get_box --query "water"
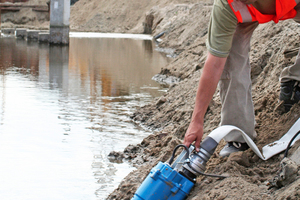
[0,34,169,200]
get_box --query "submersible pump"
[132,136,223,200]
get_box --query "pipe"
[207,125,265,160]
[207,117,300,160]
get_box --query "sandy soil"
[69,0,213,33]
[0,0,49,29]
[3,0,300,199]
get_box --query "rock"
[124,144,140,154]
[228,151,250,167]
[290,144,300,165]
[108,151,125,163]
[266,48,273,56]
[152,74,181,85]
[156,96,167,106]
[268,158,299,188]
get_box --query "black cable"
[187,162,228,179]
[284,130,300,158]
[168,144,189,165]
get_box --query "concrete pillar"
[39,32,50,43]
[1,28,15,35]
[16,28,27,39]
[49,0,70,45]
[27,30,40,40]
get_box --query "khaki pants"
[280,3,300,82]
[220,6,300,143]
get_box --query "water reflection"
[0,35,169,200]
[49,45,69,90]
[69,37,163,98]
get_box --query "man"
[183,0,300,157]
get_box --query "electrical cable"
[168,144,189,165]
[187,162,228,179]
[283,130,300,158]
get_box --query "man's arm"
[183,52,227,151]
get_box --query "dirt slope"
[72,0,300,199]
[106,18,300,199]
[92,1,300,199]
[70,0,212,33]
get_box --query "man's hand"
[183,122,203,152]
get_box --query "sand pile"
[0,0,49,29]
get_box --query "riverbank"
[71,0,300,199]
[93,1,300,199]
[106,19,300,199]
[3,0,300,199]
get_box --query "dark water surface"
[0,34,169,200]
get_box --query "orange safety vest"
[227,0,298,23]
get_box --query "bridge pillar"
[49,0,70,45]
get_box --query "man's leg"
[279,4,300,111]
[280,50,300,82]
[219,22,259,145]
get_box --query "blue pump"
[132,161,194,200]
[132,137,223,200]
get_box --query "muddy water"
[0,35,169,200]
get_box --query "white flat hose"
[208,118,300,160]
